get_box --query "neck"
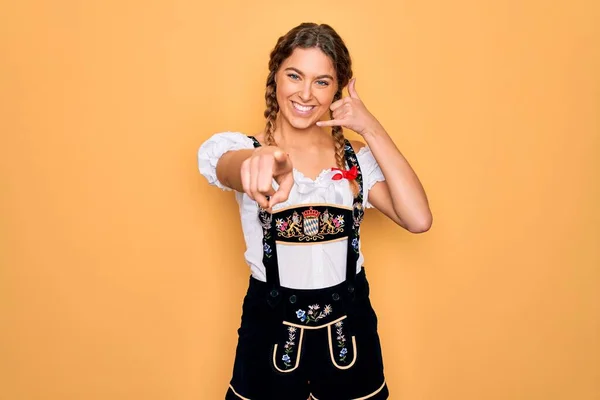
[273,115,329,149]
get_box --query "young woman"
[198,22,432,400]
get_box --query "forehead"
[280,47,336,78]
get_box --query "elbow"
[405,212,433,234]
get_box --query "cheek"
[316,91,335,109]
[276,80,295,96]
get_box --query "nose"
[298,81,312,102]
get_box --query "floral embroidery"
[263,243,272,257]
[277,208,345,241]
[258,208,273,258]
[335,321,348,362]
[275,218,288,231]
[332,215,344,227]
[351,238,359,252]
[282,326,297,368]
[259,208,272,230]
[296,304,332,324]
[296,309,306,322]
[352,202,364,227]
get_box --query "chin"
[279,111,315,130]
[289,118,315,130]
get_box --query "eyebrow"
[284,67,334,81]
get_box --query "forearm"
[216,149,255,192]
[362,123,432,229]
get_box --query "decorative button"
[289,295,297,304]
[347,285,355,294]
[332,293,340,301]
[270,289,279,298]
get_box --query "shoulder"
[206,131,252,140]
[198,131,257,158]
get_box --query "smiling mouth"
[292,101,316,113]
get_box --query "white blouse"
[197,131,385,289]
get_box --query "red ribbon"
[331,165,358,181]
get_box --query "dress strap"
[247,136,283,301]
[342,140,365,293]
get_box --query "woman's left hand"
[316,78,380,136]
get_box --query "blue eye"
[316,80,330,87]
[287,73,300,80]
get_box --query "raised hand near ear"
[317,78,380,136]
[240,146,294,213]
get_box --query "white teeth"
[293,102,314,112]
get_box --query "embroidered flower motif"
[258,209,272,230]
[258,208,273,245]
[351,238,359,251]
[332,215,344,228]
[275,218,288,231]
[282,326,297,368]
[297,304,332,324]
[263,243,272,258]
[336,321,348,362]
[352,202,364,227]
[296,309,307,322]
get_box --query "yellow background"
[1,0,599,399]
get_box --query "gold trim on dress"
[276,236,348,246]
[228,384,251,400]
[327,325,357,370]
[310,380,387,400]
[283,315,347,330]
[272,203,353,213]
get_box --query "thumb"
[348,78,359,99]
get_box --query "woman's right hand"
[240,146,294,212]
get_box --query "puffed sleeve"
[197,131,255,191]
[356,146,386,208]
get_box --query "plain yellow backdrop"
[1,0,599,399]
